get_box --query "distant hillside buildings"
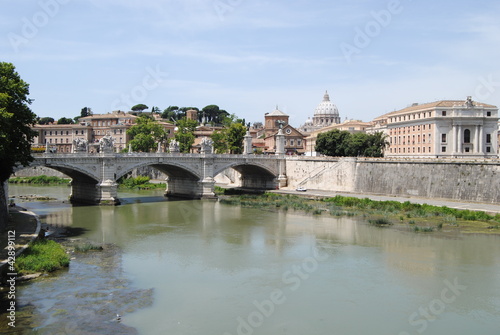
[31,93,499,159]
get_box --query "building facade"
[378,97,498,158]
[257,107,306,154]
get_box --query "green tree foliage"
[174,118,198,153]
[201,105,229,125]
[131,104,149,112]
[0,62,37,230]
[127,114,169,152]
[210,122,247,154]
[161,106,196,122]
[315,130,388,157]
[38,116,55,125]
[81,107,92,117]
[211,129,228,154]
[57,117,74,124]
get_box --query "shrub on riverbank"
[8,175,70,185]
[219,193,500,234]
[323,196,500,222]
[15,239,70,274]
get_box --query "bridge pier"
[97,179,120,205]
[69,179,120,205]
[199,178,216,199]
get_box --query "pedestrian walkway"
[275,189,500,214]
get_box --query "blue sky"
[2,0,500,127]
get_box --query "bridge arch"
[214,162,278,190]
[15,160,104,205]
[117,161,204,198]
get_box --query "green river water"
[2,185,500,335]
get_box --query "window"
[423,147,425,153]
[487,147,491,153]
[487,112,491,116]
[486,134,491,143]
[298,139,302,146]
[465,147,470,153]
[441,134,447,143]
[442,146,446,152]
[464,129,471,143]
[290,139,294,146]
[66,138,69,143]
[50,131,52,135]
[66,131,69,135]
[442,111,447,116]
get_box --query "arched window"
[464,129,471,143]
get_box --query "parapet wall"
[285,158,500,203]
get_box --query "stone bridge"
[17,153,287,205]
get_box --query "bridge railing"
[32,152,285,160]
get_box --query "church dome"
[314,91,339,116]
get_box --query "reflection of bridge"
[18,153,287,205]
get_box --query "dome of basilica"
[314,91,339,116]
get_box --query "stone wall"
[14,166,67,178]
[285,157,500,203]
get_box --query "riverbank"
[0,207,41,280]
[218,189,500,235]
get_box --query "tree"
[127,114,169,152]
[131,104,149,112]
[0,62,37,230]
[225,123,246,154]
[315,129,351,157]
[81,107,92,117]
[57,117,74,125]
[174,118,198,153]
[201,105,229,125]
[211,129,228,154]
[38,117,55,125]
[315,130,389,157]
[210,122,246,154]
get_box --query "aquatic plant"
[74,243,103,253]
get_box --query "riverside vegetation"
[216,188,500,234]
[8,175,70,185]
[15,239,70,274]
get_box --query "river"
[3,185,500,335]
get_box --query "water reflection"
[6,185,500,335]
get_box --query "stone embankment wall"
[13,166,67,178]
[285,157,500,203]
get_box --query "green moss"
[15,239,70,274]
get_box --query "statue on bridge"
[72,138,88,153]
[169,139,180,153]
[99,133,115,153]
[200,137,213,154]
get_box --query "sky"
[2,0,500,127]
